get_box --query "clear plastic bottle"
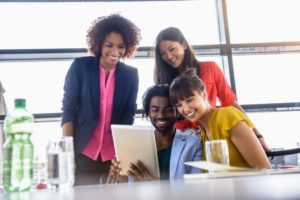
[2,98,34,192]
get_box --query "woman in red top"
[153,27,270,151]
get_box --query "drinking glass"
[205,140,230,172]
[47,136,75,189]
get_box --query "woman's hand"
[106,158,128,184]
[127,160,158,182]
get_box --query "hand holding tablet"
[111,124,160,178]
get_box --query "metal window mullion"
[215,0,237,94]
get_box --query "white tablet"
[111,124,160,178]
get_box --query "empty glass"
[205,140,230,172]
[47,136,75,189]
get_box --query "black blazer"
[61,56,139,156]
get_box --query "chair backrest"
[266,147,300,157]
[266,147,300,169]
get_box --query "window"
[0,0,219,112]
[227,0,300,43]
[233,53,300,104]
[0,1,218,49]
[1,0,300,148]
[0,60,70,113]
[248,111,300,148]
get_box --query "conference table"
[1,172,300,200]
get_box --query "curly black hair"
[86,13,141,57]
[142,84,170,119]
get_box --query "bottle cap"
[15,98,26,108]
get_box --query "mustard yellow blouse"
[201,106,255,168]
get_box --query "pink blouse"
[82,65,116,161]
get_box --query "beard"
[151,118,176,136]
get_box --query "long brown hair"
[154,27,199,85]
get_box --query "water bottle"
[2,98,34,192]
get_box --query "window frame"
[1,0,300,122]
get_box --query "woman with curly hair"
[61,14,141,185]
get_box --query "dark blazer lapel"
[112,62,126,121]
[90,56,100,116]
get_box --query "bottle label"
[10,123,33,134]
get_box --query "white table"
[1,172,300,200]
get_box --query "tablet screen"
[111,124,160,178]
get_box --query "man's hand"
[127,160,158,182]
[106,158,128,184]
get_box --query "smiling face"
[100,32,126,69]
[175,90,210,123]
[148,96,176,135]
[159,40,186,70]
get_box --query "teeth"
[170,59,176,64]
[157,120,167,124]
[109,55,119,61]
[186,110,195,118]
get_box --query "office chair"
[266,147,300,157]
[266,147,300,168]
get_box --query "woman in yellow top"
[169,69,271,169]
